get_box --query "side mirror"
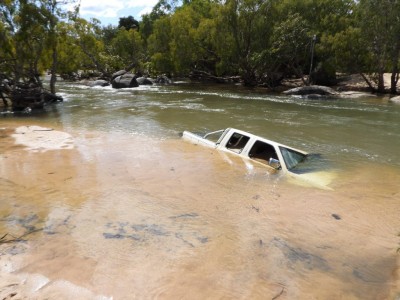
[269,158,281,170]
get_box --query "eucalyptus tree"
[268,13,312,84]
[101,16,144,73]
[388,2,400,94]
[109,27,144,72]
[0,0,16,76]
[272,0,356,84]
[55,21,86,78]
[141,0,180,39]
[0,0,47,85]
[118,16,140,31]
[168,0,217,75]
[38,0,79,93]
[0,0,78,93]
[356,0,400,93]
[100,23,146,73]
[147,16,174,74]
[215,0,275,86]
[144,0,221,77]
[141,0,186,73]
[71,17,109,75]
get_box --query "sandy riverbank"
[1,124,400,299]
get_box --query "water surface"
[0,81,399,299]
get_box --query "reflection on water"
[1,81,400,299]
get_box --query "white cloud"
[78,0,158,20]
[79,0,123,18]
[137,6,153,17]
[126,0,159,9]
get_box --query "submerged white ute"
[182,128,335,190]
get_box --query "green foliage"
[213,0,275,85]
[269,13,312,75]
[322,26,366,73]
[148,16,173,74]
[169,4,206,74]
[0,0,80,90]
[356,0,400,92]
[146,0,219,76]
[70,17,114,74]
[109,28,144,71]
[1,0,399,91]
[118,16,139,31]
[56,22,84,76]
[101,25,119,45]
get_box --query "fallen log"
[189,70,241,84]
[1,82,63,111]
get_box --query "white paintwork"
[182,128,335,190]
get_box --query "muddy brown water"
[0,82,399,299]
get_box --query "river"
[0,81,399,299]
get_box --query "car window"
[248,141,278,165]
[279,147,306,170]
[225,132,250,153]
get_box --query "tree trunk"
[290,63,307,86]
[50,45,57,94]
[241,68,257,86]
[0,91,9,107]
[377,72,385,93]
[80,42,108,76]
[390,70,399,94]
[360,73,377,92]
[390,41,400,94]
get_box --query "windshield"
[279,147,306,170]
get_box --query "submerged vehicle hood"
[288,170,337,190]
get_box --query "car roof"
[227,128,308,155]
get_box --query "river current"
[0,81,399,299]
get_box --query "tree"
[272,0,356,83]
[56,22,85,78]
[141,0,180,33]
[0,1,17,77]
[387,1,400,94]
[118,16,139,31]
[169,1,216,75]
[147,16,174,74]
[269,13,312,84]
[109,28,144,71]
[1,0,78,90]
[38,0,70,94]
[216,0,274,86]
[357,0,400,93]
[1,1,47,85]
[72,17,109,75]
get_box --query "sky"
[77,0,159,26]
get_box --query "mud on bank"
[0,123,400,299]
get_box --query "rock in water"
[283,85,338,96]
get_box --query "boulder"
[155,75,172,85]
[304,94,328,99]
[389,96,400,104]
[339,91,377,99]
[111,74,139,89]
[111,70,127,81]
[136,77,154,85]
[89,80,110,87]
[283,85,339,96]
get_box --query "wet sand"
[0,122,399,299]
